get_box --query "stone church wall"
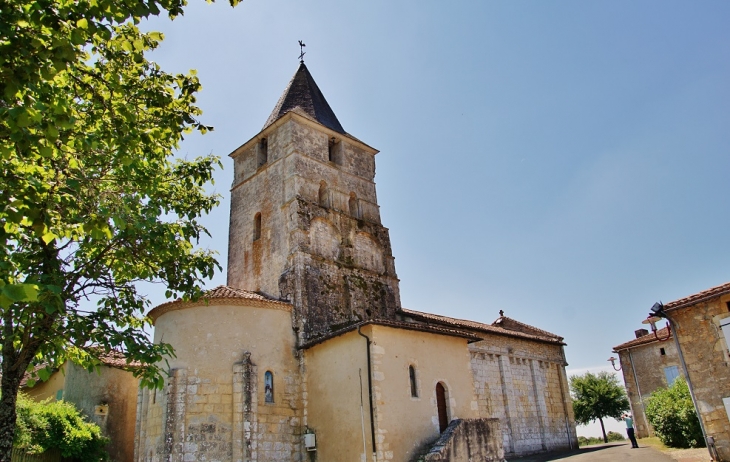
[468,336,576,456]
[367,325,480,462]
[304,325,482,462]
[135,301,303,462]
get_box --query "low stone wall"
[422,418,505,462]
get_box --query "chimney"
[634,328,649,338]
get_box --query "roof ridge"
[664,281,730,311]
[492,315,562,339]
[613,326,671,351]
[399,308,564,345]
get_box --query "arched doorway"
[436,382,449,432]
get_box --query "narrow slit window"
[319,181,329,208]
[328,138,336,162]
[660,348,666,356]
[349,192,359,219]
[264,371,274,403]
[328,137,341,164]
[257,138,268,167]
[409,365,418,398]
[253,213,262,241]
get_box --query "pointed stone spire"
[263,63,346,134]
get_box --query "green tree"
[15,393,108,461]
[0,0,237,460]
[645,377,704,448]
[570,371,630,443]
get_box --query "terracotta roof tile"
[492,316,563,340]
[202,285,278,302]
[300,319,482,350]
[613,327,672,351]
[664,281,730,311]
[399,309,565,345]
[148,285,290,321]
[19,351,141,388]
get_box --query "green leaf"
[41,232,57,244]
[2,284,40,302]
[39,146,53,157]
[37,367,51,382]
[77,18,89,29]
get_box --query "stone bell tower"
[227,63,401,341]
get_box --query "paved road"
[507,442,677,462]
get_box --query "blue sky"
[141,1,729,421]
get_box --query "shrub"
[14,393,109,462]
[645,377,704,448]
[577,431,624,447]
[606,431,625,442]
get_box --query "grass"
[637,437,668,450]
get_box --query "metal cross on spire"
[298,40,306,63]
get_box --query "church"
[135,62,578,462]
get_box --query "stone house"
[612,326,680,438]
[135,62,578,462]
[21,356,139,462]
[614,283,730,461]
[643,282,730,461]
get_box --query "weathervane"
[298,40,306,63]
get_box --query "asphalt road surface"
[507,442,678,462]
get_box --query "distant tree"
[570,371,630,443]
[645,377,704,448]
[0,0,238,460]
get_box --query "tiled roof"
[263,63,346,134]
[19,351,141,388]
[148,285,290,321]
[202,285,278,302]
[399,309,565,345]
[492,315,563,340]
[664,281,730,312]
[613,327,671,351]
[300,319,482,350]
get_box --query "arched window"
[253,213,261,241]
[257,138,268,167]
[409,365,418,398]
[318,181,329,208]
[264,371,274,403]
[348,192,359,219]
[436,382,449,432]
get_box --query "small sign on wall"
[94,404,109,416]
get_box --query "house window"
[664,366,680,386]
[409,365,418,398]
[253,213,262,241]
[264,371,274,403]
[257,138,268,167]
[660,348,666,356]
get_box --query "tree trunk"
[598,417,607,443]
[0,356,23,462]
